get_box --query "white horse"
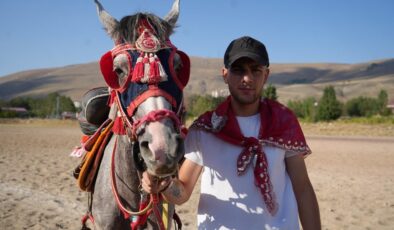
[82,1,190,229]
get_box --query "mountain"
[0,57,393,104]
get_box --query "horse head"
[94,0,189,178]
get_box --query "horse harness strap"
[110,136,171,230]
[133,109,181,136]
[80,193,95,230]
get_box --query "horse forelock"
[119,13,174,44]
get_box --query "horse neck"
[112,135,147,218]
[114,135,141,195]
[91,134,141,229]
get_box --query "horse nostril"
[140,141,149,151]
[139,140,158,162]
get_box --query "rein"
[110,136,168,230]
[111,91,181,230]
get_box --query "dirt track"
[1,120,393,229]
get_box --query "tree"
[316,86,342,121]
[287,97,317,121]
[345,96,378,117]
[377,90,392,116]
[186,95,225,118]
[345,97,363,117]
[262,84,278,101]
[0,93,76,118]
[0,109,17,118]
[287,100,304,118]
[8,97,32,110]
[345,90,392,117]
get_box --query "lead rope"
[112,91,181,230]
[110,136,153,217]
[110,136,169,230]
[80,193,95,230]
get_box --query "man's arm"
[141,158,203,205]
[286,155,321,230]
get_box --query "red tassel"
[149,54,161,84]
[132,52,167,84]
[142,53,150,82]
[132,53,144,82]
[157,61,167,81]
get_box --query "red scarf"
[191,96,311,215]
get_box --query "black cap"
[224,36,269,68]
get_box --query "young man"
[142,36,321,229]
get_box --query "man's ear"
[222,67,228,84]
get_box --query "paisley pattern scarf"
[191,96,311,215]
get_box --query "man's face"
[223,57,269,105]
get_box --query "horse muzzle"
[138,129,184,177]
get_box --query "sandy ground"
[1,120,394,229]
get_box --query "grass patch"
[336,116,394,125]
[300,120,394,137]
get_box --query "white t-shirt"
[185,114,301,230]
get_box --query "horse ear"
[175,50,190,89]
[100,51,121,89]
[94,0,121,42]
[164,0,180,27]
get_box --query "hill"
[0,57,393,104]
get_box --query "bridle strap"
[132,109,180,136]
[115,90,182,140]
[111,43,135,56]
[115,91,135,139]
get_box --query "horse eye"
[115,68,123,75]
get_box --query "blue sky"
[0,0,393,77]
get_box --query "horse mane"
[119,13,176,44]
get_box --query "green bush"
[287,97,317,121]
[377,90,392,116]
[0,93,76,118]
[0,110,18,118]
[262,84,278,101]
[345,90,392,117]
[345,97,378,117]
[186,95,225,118]
[316,86,342,121]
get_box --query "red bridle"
[132,109,181,136]
[114,91,183,141]
[110,92,183,230]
